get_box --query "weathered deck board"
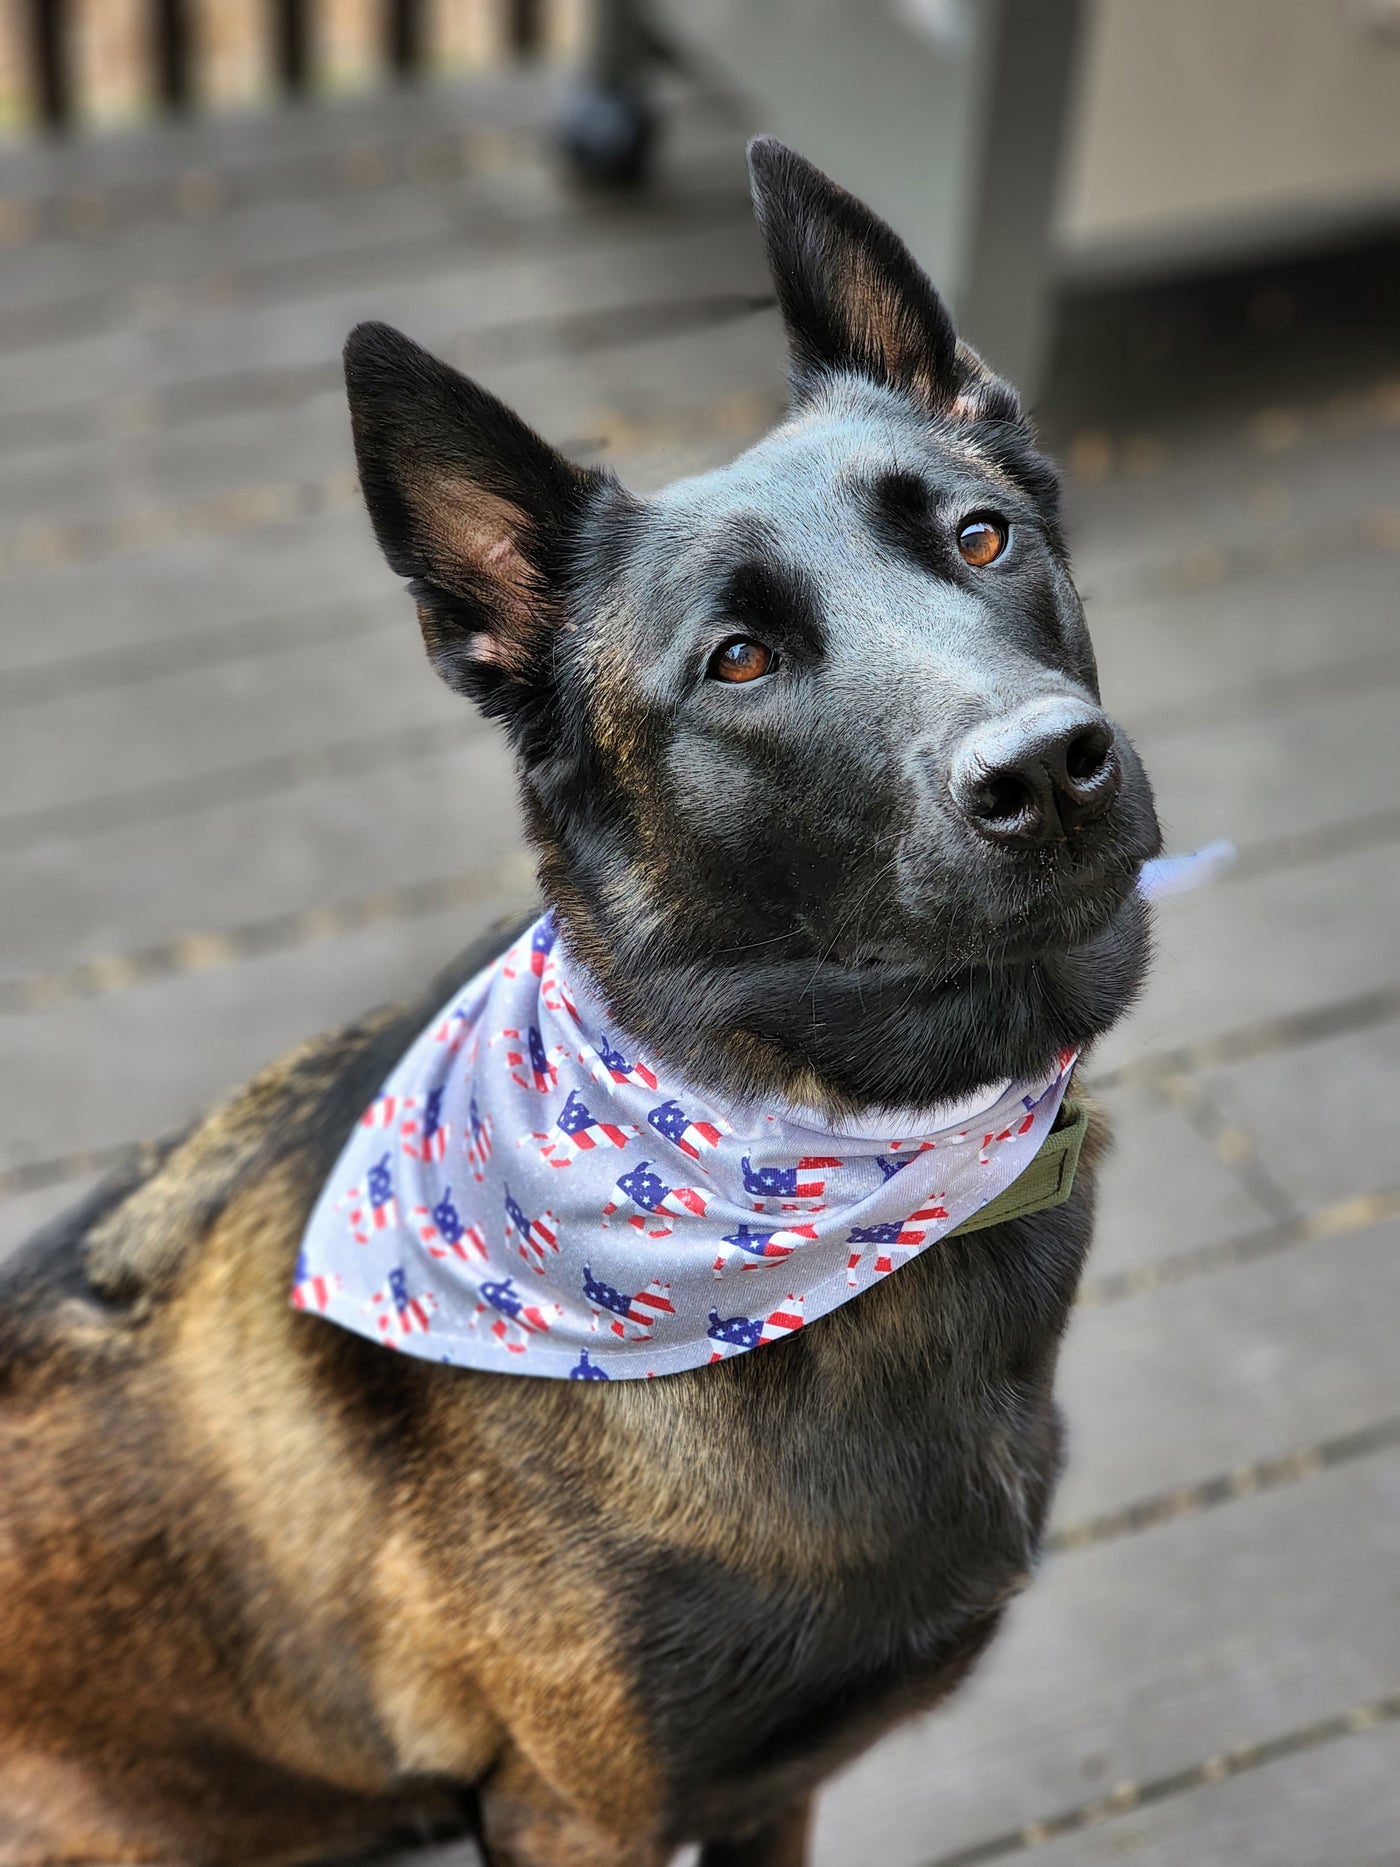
[814,1452,1400,1865]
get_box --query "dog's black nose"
[950,697,1121,847]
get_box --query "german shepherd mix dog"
[0,142,1158,1865]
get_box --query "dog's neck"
[543,870,1148,1121]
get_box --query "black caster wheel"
[554,80,656,189]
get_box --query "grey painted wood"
[0,736,521,979]
[1086,1080,1275,1278]
[0,628,468,827]
[1095,844,1400,1076]
[813,1453,1400,1864]
[970,1721,1400,1867]
[0,1176,104,1267]
[1128,681,1400,854]
[1054,1216,1400,1523]
[1202,1023,1400,1213]
[0,894,536,1175]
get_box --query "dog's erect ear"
[748,137,991,415]
[344,320,605,728]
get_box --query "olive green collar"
[948,1097,1088,1237]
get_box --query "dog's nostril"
[1064,726,1112,786]
[977,773,1032,821]
[949,699,1121,849]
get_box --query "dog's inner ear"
[748,137,969,414]
[344,320,603,706]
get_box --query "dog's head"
[345,139,1159,1115]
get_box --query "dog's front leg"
[698,1800,812,1867]
[478,1750,668,1867]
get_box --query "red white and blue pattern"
[293,912,1075,1379]
[369,1266,436,1344]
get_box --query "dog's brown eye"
[709,639,775,684]
[957,515,1009,568]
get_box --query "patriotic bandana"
[293,912,1080,1380]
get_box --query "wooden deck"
[2,75,1399,1866]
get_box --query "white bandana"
[293,913,1077,1380]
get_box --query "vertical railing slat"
[28,0,70,130]
[152,0,192,111]
[386,0,424,77]
[274,0,311,93]
[508,0,544,58]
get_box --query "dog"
[0,139,1159,1866]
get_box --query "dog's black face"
[346,140,1159,1114]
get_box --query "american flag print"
[845,1198,951,1280]
[740,1154,841,1209]
[504,1184,559,1273]
[433,1008,474,1057]
[538,1087,633,1164]
[582,1264,677,1340]
[414,1186,488,1265]
[290,1249,340,1313]
[705,1294,804,1359]
[360,1092,412,1130]
[706,1305,764,1356]
[291,911,1076,1380]
[974,1103,1039,1164]
[401,1084,450,1163]
[504,916,558,981]
[759,1293,805,1344]
[472,1274,562,1353]
[496,1024,563,1094]
[466,1094,494,1182]
[715,1221,820,1267]
[595,1035,659,1092]
[646,1098,724,1161]
[369,1266,436,1343]
[602,1161,709,1234]
[342,1152,400,1244]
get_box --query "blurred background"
[1,2,1398,1861]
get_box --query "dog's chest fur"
[607,1231,1078,1829]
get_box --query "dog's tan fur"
[0,942,1105,1863]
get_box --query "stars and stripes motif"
[602,1161,709,1235]
[537,1087,634,1165]
[413,1187,488,1265]
[582,1263,677,1340]
[342,1152,399,1245]
[360,1093,411,1130]
[705,1294,805,1360]
[466,1094,494,1182]
[646,1098,724,1161]
[740,1154,841,1208]
[293,911,1076,1379]
[504,916,558,981]
[369,1266,435,1343]
[595,1035,659,1092]
[504,1183,559,1273]
[714,1221,820,1272]
[290,1249,340,1313]
[401,1084,450,1163]
[472,1274,563,1354]
[845,1199,951,1281]
[433,1008,474,1057]
[496,1024,563,1094]
[975,1107,1038,1165]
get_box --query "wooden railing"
[21,0,550,132]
